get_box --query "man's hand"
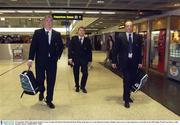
[138,64,142,69]
[88,62,92,66]
[112,64,117,69]
[68,59,74,66]
[27,60,33,69]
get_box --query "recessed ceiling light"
[68,11,83,14]
[174,3,180,7]
[0,10,16,13]
[34,10,50,13]
[86,28,98,31]
[17,10,33,13]
[139,12,143,15]
[85,11,100,14]
[97,0,104,4]
[51,10,67,13]
[101,11,116,14]
[1,18,5,21]
[11,0,17,1]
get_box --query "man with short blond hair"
[27,15,64,109]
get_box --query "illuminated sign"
[52,14,83,20]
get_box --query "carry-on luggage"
[131,69,148,92]
[19,69,38,98]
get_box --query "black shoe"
[129,98,133,103]
[75,87,79,92]
[39,93,44,101]
[124,102,130,108]
[81,88,87,93]
[45,101,55,109]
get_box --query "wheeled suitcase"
[131,69,148,92]
[19,70,38,98]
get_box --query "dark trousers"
[122,59,137,102]
[36,58,57,102]
[73,61,88,89]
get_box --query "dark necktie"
[79,38,82,45]
[46,31,50,45]
[45,31,49,36]
[128,33,132,53]
[46,31,50,57]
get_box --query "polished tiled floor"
[142,70,180,116]
[0,51,179,120]
[102,59,180,116]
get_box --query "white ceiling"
[0,0,179,33]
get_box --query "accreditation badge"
[128,53,133,58]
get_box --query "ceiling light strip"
[101,11,116,14]
[34,10,50,13]
[85,11,100,14]
[51,10,67,13]
[68,11,83,14]
[17,10,33,13]
[0,10,16,13]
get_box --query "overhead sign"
[52,14,83,20]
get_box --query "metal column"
[146,20,152,72]
[165,16,171,73]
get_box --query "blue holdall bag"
[19,69,38,98]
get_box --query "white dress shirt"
[78,36,84,44]
[45,28,52,45]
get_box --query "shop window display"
[150,30,166,73]
[0,34,32,44]
[170,31,180,58]
[168,30,180,81]
[12,48,23,61]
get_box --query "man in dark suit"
[27,15,64,109]
[68,27,92,93]
[112,20,142,108]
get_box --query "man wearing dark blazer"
[27,15,64,109]
[112,20,142,108]
[68,27,92,93]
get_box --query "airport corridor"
[0,51,179,120]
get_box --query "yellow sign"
[52,14,83,20]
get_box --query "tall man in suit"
[68,27,92,93]
[27,15,64,109]
[112,21,142,108]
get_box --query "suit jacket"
[112,32,142,70]
[68,36,92,64]
[29,28,64,64]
